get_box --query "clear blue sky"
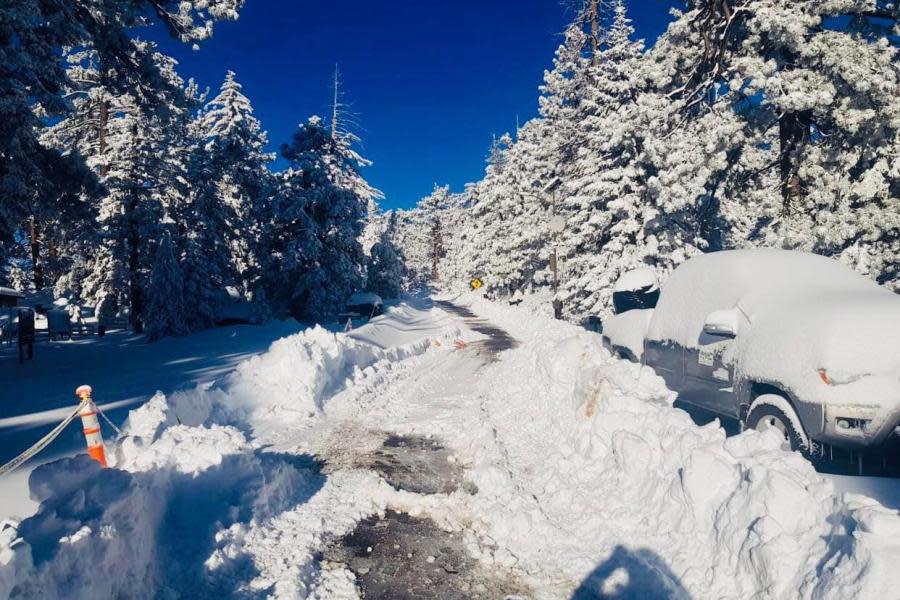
[150,1,680,209]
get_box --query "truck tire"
[745,394,810,455]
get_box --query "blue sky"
[151,1,680,209]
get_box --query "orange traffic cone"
[75,385,108,468]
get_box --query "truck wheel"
[745,394,810,455]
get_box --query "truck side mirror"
[703,308,740,338]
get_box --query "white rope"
[0,405,82,478]
[96,405,123,436]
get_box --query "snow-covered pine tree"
[0,5,97,263]
[557,0,656,319]
[665,0,900,290]
[268,116,379,319]
[538,24,591,168]
[389,185,471,292]
[1,0,243,263]
[366,211,407,299]
[66,47,199,333]
[419,184,451,283]
[462,120,559,298]
[390,208,431,290]
[183,70,275,327]
[145,231,188,340]
[454,21,598,303]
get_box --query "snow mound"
[612,267,659,292]
[601,308,652,358]
[0,303,453,599]
[457,302,900,599]
[0,422,321,600]
[225,324,443,426]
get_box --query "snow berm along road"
[1,296,898,599]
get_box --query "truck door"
[644,339,684,392]
[681,331,738,418]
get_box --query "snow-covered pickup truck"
[603,249,900,467]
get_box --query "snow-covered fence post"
[75,385,108,467]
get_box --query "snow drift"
[0,306,457,599]
[446,296,900,599]
[1,296,898,600]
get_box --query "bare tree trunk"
[431,218,442,282]
[331,65,340,141]
[431,237,440,283]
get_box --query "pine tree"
[665,0,900,289]
[558,0,653,318]
[267,116,380,319]
[419,184,451,282]
[366,211,407,299]
[1,0,242,263]
[145,232,188,340]
[66,48,199,333]
[183,70,274,327]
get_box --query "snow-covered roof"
[647,248,900,412]
[647,249,881,348]
[347,292,383,306]
[612,268,658,293]
[0,287,24,298]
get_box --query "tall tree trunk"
[29,216,45,289]
[331,65,340,141]
[778,110,812,215]
[46,236,59,286]
[127,187,144,333]
[431,219,441,282]
[588,0,600,62]
[98,97,110,177]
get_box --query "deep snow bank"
[0,423,319,600]
[3,294,898,600]
[0,305,458,599]
[451,294,900,599]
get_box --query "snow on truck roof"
[613,267,658,293]
[647,249,900,387]
[648,249,885,344]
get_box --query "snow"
[1,294,898,599]
[612,268,659,293]
[646,248,900,440]
[601,308,652,358]
[0,320,304,521]
[346,292,383,307]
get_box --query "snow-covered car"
[606,249,900,464]
[343,292,384,319]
